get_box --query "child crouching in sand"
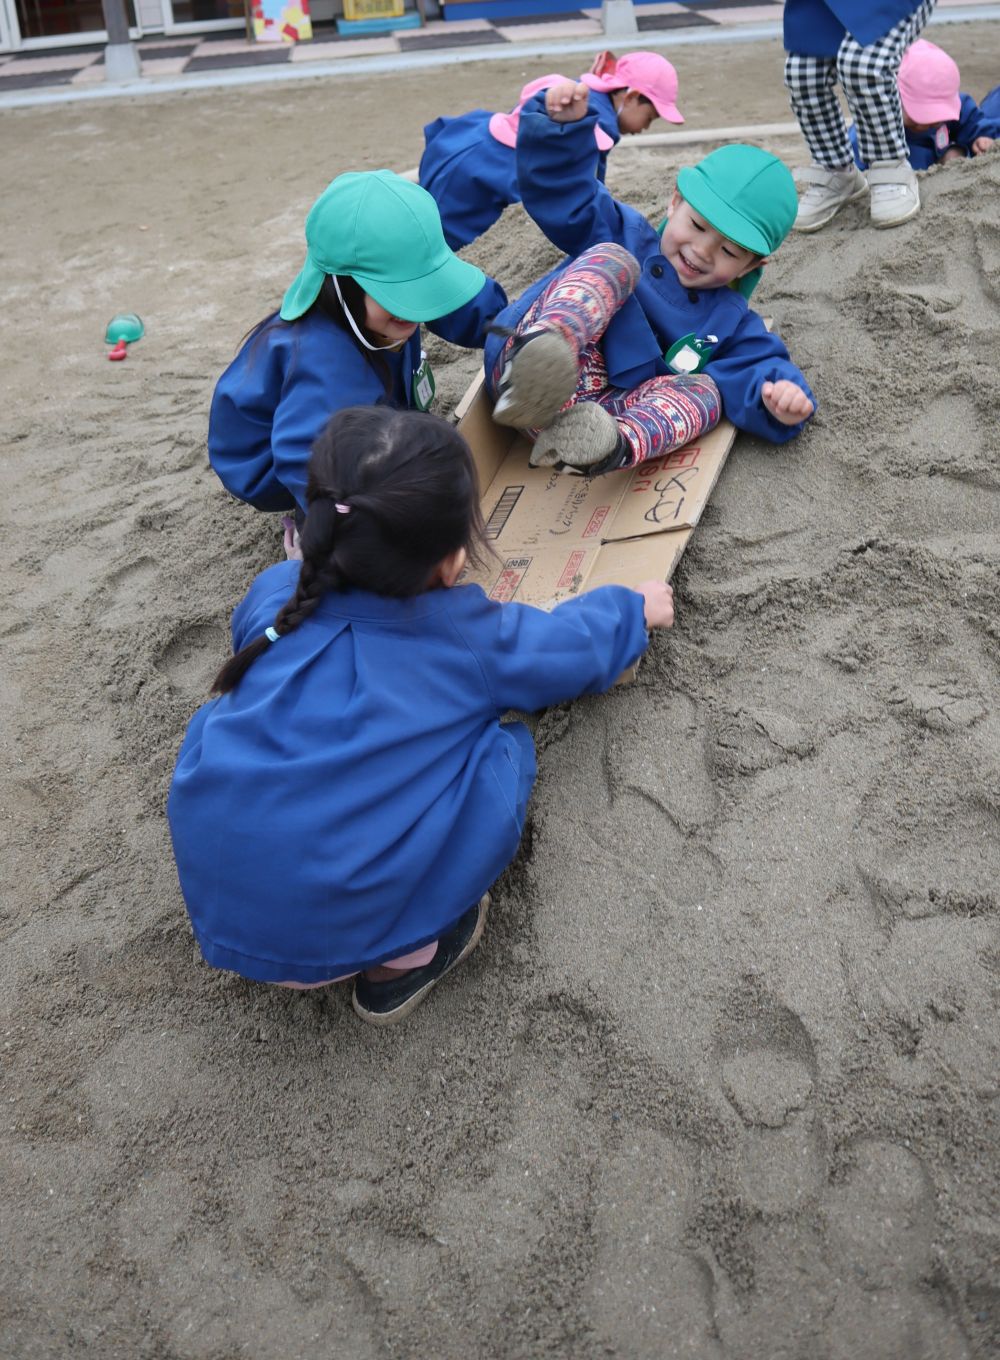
[484,82,815,475]
[168,406,674,1025]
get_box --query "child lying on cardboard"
[483,81,816,475]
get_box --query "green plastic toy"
[105,313,144,361]
[105,313,144,344]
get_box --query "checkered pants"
[785,0,936,168]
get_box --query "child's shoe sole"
[492,331,578,431]
[352,895,489,1027]
[529,402,623,470]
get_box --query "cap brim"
[652,98,684,124]
[904,96,961,123]
[676,165,770,256]
[280,258,326,321]
[357,252,486,324]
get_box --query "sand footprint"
[714,990,823,1215]
[155,622,228,696]
[823,1138,971,1360]
[584,1129,723,1359]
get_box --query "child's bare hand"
[941,146,966,163]
[545,81,589,123]
[638,580,674,630]
[762,380,815,426]
[972,135,994,156]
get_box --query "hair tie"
[334,503,351,515]
[264,626,280,643]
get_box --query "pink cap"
[581,50,684,125]
[898,39,961,124]
[489,75,615,151]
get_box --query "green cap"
[676,145,798,258]
[280,170,486,323]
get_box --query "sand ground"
[1,30,999,1360]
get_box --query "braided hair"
[212,405,485,695]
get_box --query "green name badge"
[413,351,436,412]
[664,332,717,375]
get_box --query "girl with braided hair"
[169,405,674,1025]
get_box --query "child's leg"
[610,373,722,466]
[352,896,489,1027]
[836,0,935,169]
[491,244,640,431]
[531,368,721,474]
[276,942,438,989]
[784,52,852,167]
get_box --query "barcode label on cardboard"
[485,485,524,541]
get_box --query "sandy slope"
[1,33,999,1360]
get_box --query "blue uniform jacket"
[167,564,648,983]
[486,95,814,446]
[420,90,619,251]
[851,93,1000,169]
[208,277,507,514]
[784,0,926,57]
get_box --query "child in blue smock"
[419,50,684,250]
[169,405,673,1025]
[850,40,998,170]
[480,82,815,475]
[208,170,507,517]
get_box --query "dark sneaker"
[352,895,489,1026]
[492,330,579,431]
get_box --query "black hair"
[212,405,486,695]
[611,88,655,109]
[241,274,393,395]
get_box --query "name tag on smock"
[664,332,717,375]
[413,351,436,411]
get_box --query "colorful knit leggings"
[492,243,721,466]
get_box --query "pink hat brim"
[489,75,616,151]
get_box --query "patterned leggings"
[784,0,936,168]
[492,243,721,467]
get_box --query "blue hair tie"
[264,626,280,643]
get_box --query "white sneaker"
[867,159,920,229]
[792,163,869,232]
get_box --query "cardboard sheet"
[457,376,738,610]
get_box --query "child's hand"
[941,146,966,163]
[545,81,589,124]
[972,135,995,156]
[762,380,815,426]
[638,580,674,630]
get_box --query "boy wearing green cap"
[210,170,507,515]
[483,82,815,473]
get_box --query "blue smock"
[419,90,620,251]
[485,95,815,446]
[983,84,1000,121]
[167,563,648,983]
[850,92,1000,169]
[784,0,928,57]
[208,277,507,514]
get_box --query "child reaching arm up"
[482,81,815,474]
[169,405,672,1025]
[419,51,684,251]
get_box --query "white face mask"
[332,276,409,352]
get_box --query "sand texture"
[1,34,999,1360]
